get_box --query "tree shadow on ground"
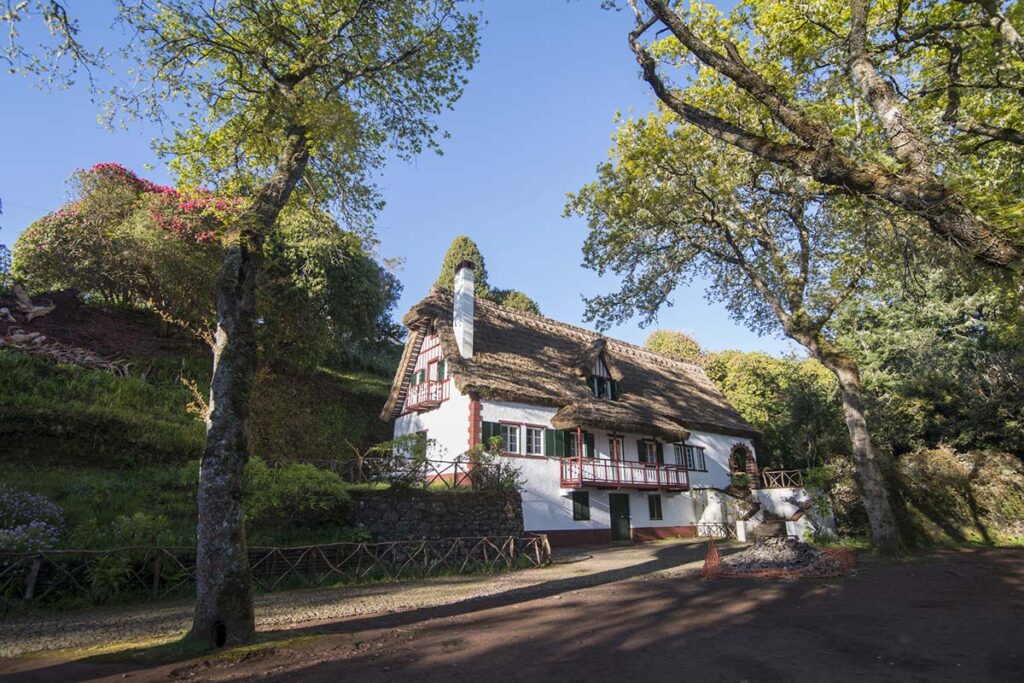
[0,540,722,681]
[6,545,1023,683]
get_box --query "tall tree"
[569,117,905,554]
[619,0,1024,271]
[106,0,479,646]
[434,235,542,313]
[435,234,491,295]
[644,330,702,361]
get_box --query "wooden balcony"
[404,379,450,412]
[560,457,689,491]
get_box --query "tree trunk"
[190,241,260,647]
[816,350,905,556]
[187,123,309,648]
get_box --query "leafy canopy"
[114,0,479,230]
[434,235,541,314]
[644,330,702,362]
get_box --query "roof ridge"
[429,287,707,376]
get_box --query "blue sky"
[0,0,795,356]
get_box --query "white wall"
[754,487,837,541]
[393,383,470,461]
[396,394,771,538]
[480,400,753,533]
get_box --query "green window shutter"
[572,491,590,521]
[436,358,446,380]
[481,421,499,445]
[656,441,664,464]
[544,428,555,457]
[609,379,618,399]
[584,432,596,458]
[637,439,647,463]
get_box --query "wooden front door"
[609,493,631,541]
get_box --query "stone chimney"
[453,260,475,359]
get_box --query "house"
[382,261,818,546]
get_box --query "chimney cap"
[455,259,476,273]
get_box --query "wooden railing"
[270,457,506,491]
[758,469,804,489]
[0,535,552,611]
[696,522,735,539]
[404,379,450,411]
[560,457,689,491]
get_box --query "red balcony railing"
[560,457,689,491]
[404,379,450,412]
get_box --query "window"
[565,430,579,458]
[639,440,661,464]
[648,495,663,520]
[572,491,590,521]
[587,376,619,400]
[609,436,623,461]
[525,427,544,455]
[674,444,707,471]
[500,424,520,454]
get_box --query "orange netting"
[701,540,855,580]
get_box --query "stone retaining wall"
[348,489,524,541]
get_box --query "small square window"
[572,491,590,521]
[648,495,663,521]
[500,424,519,454]
[525,427,544,455]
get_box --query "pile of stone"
[713,537,854,578]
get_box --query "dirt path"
[3,545,1022,682]
[0,539,709,659]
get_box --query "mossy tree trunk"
[189,127,309,647]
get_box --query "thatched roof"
[381,289,759,442]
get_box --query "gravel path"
[0,539,711,658]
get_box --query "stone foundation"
[349,489,524,541]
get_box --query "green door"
[609,493,631,541]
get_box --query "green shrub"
[182,457,352,543]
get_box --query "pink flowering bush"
[12,163,236,327]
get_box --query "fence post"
[151,551,162,599]
[22,556,42,605]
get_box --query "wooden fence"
[696,522,735,539]
[269,457,505,490]
[758,469,805,489]
[0,535,551,611]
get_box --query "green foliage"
[434,236,541,314]
[466,436,523,492]
[644,330,702,362]
[0,350,206,466]
[435,235,492,295]
[119,0,480,228]
[89,555,132,604]
[894,448,1024,546]
[624,0,1023,263]
[703,351,847,469]
[14,165,402,369]
[0,244,12,293]
[243,459,351,535]
[490,288,541,315]
[834,265,1024,456]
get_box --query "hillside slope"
[0,291,392,466]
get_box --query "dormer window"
[588,356,619,399]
